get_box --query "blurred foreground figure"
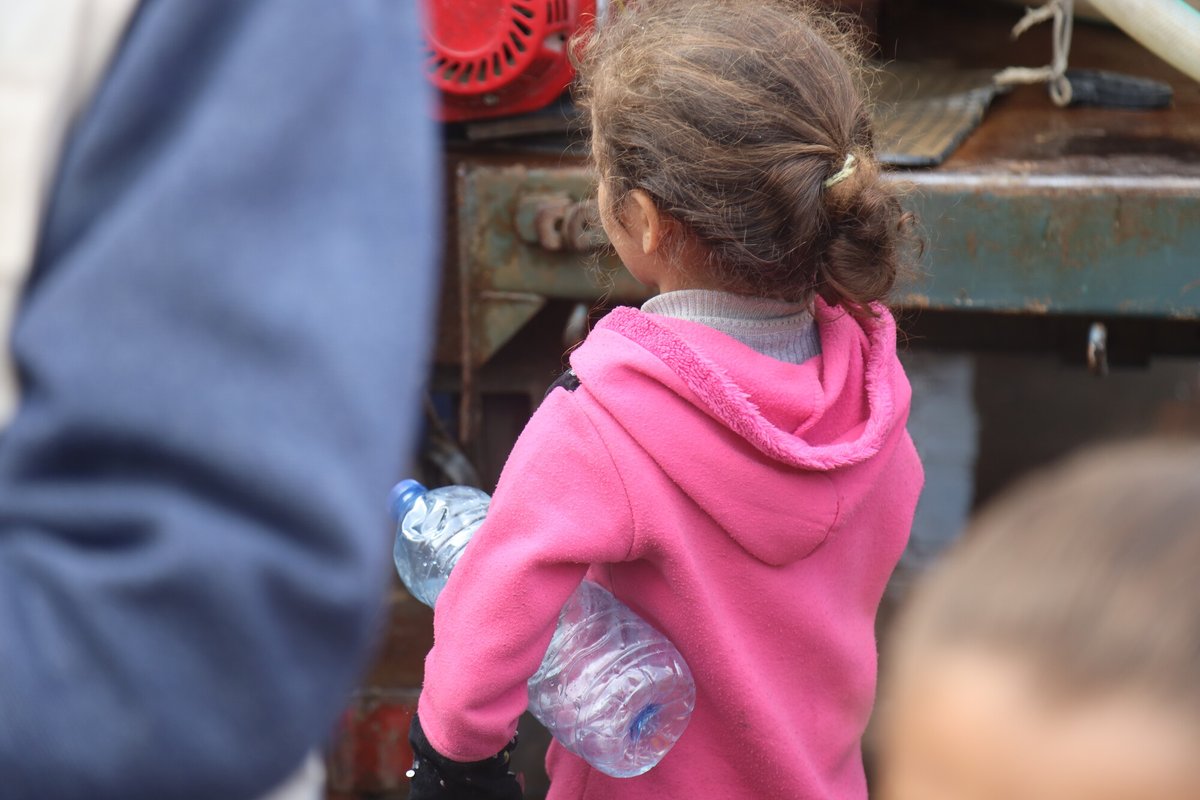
[0,1,437,798]
[879,440,1200,800]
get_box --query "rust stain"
[1181,277,1200,295]
[1050,211,1088,271]
[1113,195,1173,257]
[965,230,978,259]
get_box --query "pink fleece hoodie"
[419,300,923,799]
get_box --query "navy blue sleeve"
[0,1,438,798]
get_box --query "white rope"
[994,0,1075,106]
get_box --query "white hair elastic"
[823,153,857,188]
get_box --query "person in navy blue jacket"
[0,1,438,798]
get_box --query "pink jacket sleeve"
[417,388,635,761]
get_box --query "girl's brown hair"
[573,0,914,315]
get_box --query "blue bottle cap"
[389,479,427,521]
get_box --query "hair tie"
[823,153,857,188]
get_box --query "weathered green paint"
[459,164,635,306]
[457,163,637,368]
[902,174,1200,319]
[456,163,1200,367]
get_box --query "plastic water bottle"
[390,480,490,608]
[525,580,696,777]
[390,480,695,778]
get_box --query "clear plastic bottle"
[526,580,696,777]
[390,480,695,778]
[390,479,489,608]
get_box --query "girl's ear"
[625,190,662,255]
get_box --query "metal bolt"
[533,199,604,252]
[563,200,604,251]
[534,202,568,250]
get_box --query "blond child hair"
[880,440,1200,800]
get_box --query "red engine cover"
[424,0,598,122]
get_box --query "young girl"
[878,441,1200,800]
[409,2,923,797]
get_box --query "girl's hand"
[407,715,524,800]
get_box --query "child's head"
[573,0,911,312]
[879,441,1200,800]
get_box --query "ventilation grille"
[426,1,544,94]
[548,0,569,23]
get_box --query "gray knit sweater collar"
[641,289,822,365]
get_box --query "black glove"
[407,714,523,800]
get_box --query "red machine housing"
[424,0,598,122]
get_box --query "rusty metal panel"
[327,689,420,797]
[444,0,1200,374]
[901,173,1200,319]
[457,163,634,309]
[454,162,639,385]
[457,161,1200,325]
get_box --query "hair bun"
[816,150,911,316]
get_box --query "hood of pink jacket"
[570,300,911,567]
